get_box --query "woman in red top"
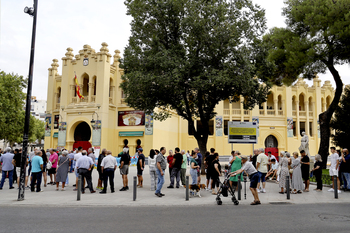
[167,150,174,183]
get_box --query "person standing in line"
[0,147,15,190]
[190,152,199,185]
[168,147,182,189]
[229,151,243,190]
[340,148,350,191]
[328,147,341,193]
[119,147,131,191]
[180,150,187,186]
[311,154,323,191]
[300,150,310,192]
[155,147,167,197]
[186,150,190,165]
[148,149,158,191]
[86,148,95,188]
[68,150,75,173]
[48,149,58,185]
[137,148,145,188]
[167,150,174,183]
[76,151,96,194]
[30,150,44,192]
[97,149,107,190]
[55,150,70,191]
[100,150,117,194]
[252,149,259,168]
[205,148,216,191]
[211,153,221,195]
[256,148,268,193]
[291,152,303,194]
[278,152,290,194]
[40,149,48,187]
[230,155,261,205]
[194,148,202,185]
[73,147,83,191]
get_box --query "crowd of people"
[1,145,350,205]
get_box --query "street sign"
[228,121,257,144]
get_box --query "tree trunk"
[318,64,343,168]
[196,136,208,174]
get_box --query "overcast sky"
[1,0,349,100]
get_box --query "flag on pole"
[74,73,84,99]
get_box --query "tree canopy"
[261,0,350,165]
[330,85,350,149]
[121,0,270,159]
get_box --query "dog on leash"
[183,184,206,197]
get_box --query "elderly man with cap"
[230,155,261,205]
[137,148,145,187]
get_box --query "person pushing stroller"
[230,155,261,205]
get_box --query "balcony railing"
[91,95,96,103]
[259,110,264,115]
[267,110,275,115]
[232,110,241,115]
[278,110,283,116]
[244,110,249,115]
[292,110,297,116]
[299,111,306,116]
[309,111,313,117]
[223,109,230,115]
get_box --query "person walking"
[312,154,323,191]
[96,148,107,190]
[279,152,290,194]
[168,147,182,189]
[211,153,221,195]
[119,147,130,191]
[30,150,44,192]
[0,147,15,190]
[155,147,167,197]
[148,149,158,191]
[76,151,96,194]
[190,151,199,185]
[55,151,70,191]
[137,148,145,188]
[256,148,268,193]
[230,155,261,205]
[100,150,117,194]
[291,152,303,194]
[300,150,310,192]
[180,150,187,186]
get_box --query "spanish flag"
[74,73,84,99]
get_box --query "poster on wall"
[57,122,67,147]
[45,114,51,137]
[118,111,145,126]
[145,114,153,135]
[92,120,102,146]
[215,116,223,136]
[54,115,59,129]
[287,117,293,137]
[252,116,259,137]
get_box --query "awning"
[119,131,144,137]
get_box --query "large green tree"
[121,0,270,168]
[0,71,27,145]
[330,85,350,149]
[262,0,350,166]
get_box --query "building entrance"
[73,122,92,151]
[264,135,279,161]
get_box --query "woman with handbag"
[311,154,323,192]
[55,151,70,191]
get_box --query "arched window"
[308,97,313,112]
[278,95,282,110]
[265,135,278,148]
[267,93,274,109]
[57,87,61,103]
[82,73,89,97]
[292,96,296,110]
[299,93,305,111]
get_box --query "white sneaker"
[262,189,266,193]
[338,190,341,194]
[257,189,260,193]
[328,188,334,192]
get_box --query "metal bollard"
[77,175,81,201]
[238,174,241,200]
[334,176,338,199]
[244,176,247,200]
[286,175,290,200]
[185,176,189,201]
[133,176,137,201]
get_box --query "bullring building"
[44,43,335,157]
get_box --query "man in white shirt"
[256,148,268,193]
[99,150,117,194]
[73,147,83,191]
[328,147,341,193]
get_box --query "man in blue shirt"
[31,150,44,192]
[76,150,96,194]
[0,147,15,190]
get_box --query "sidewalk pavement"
[0,166,348,207]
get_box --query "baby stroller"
[215,173,239,205]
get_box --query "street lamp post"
[18,0,38,201]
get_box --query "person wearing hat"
[230,155,261,205]
[137,148,145,188]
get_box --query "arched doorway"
[264,135,279,161]
[73,122,92,151]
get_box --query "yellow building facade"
[44,43,335,157]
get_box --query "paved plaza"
[0,166,348,207]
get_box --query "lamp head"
[24,6,35,16]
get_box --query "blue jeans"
[0,170,14,188]
[155,169,165,194]
[69,160,74,173]
[31,171,42,192]
[190,168,198,185]
[343,173,350,189]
